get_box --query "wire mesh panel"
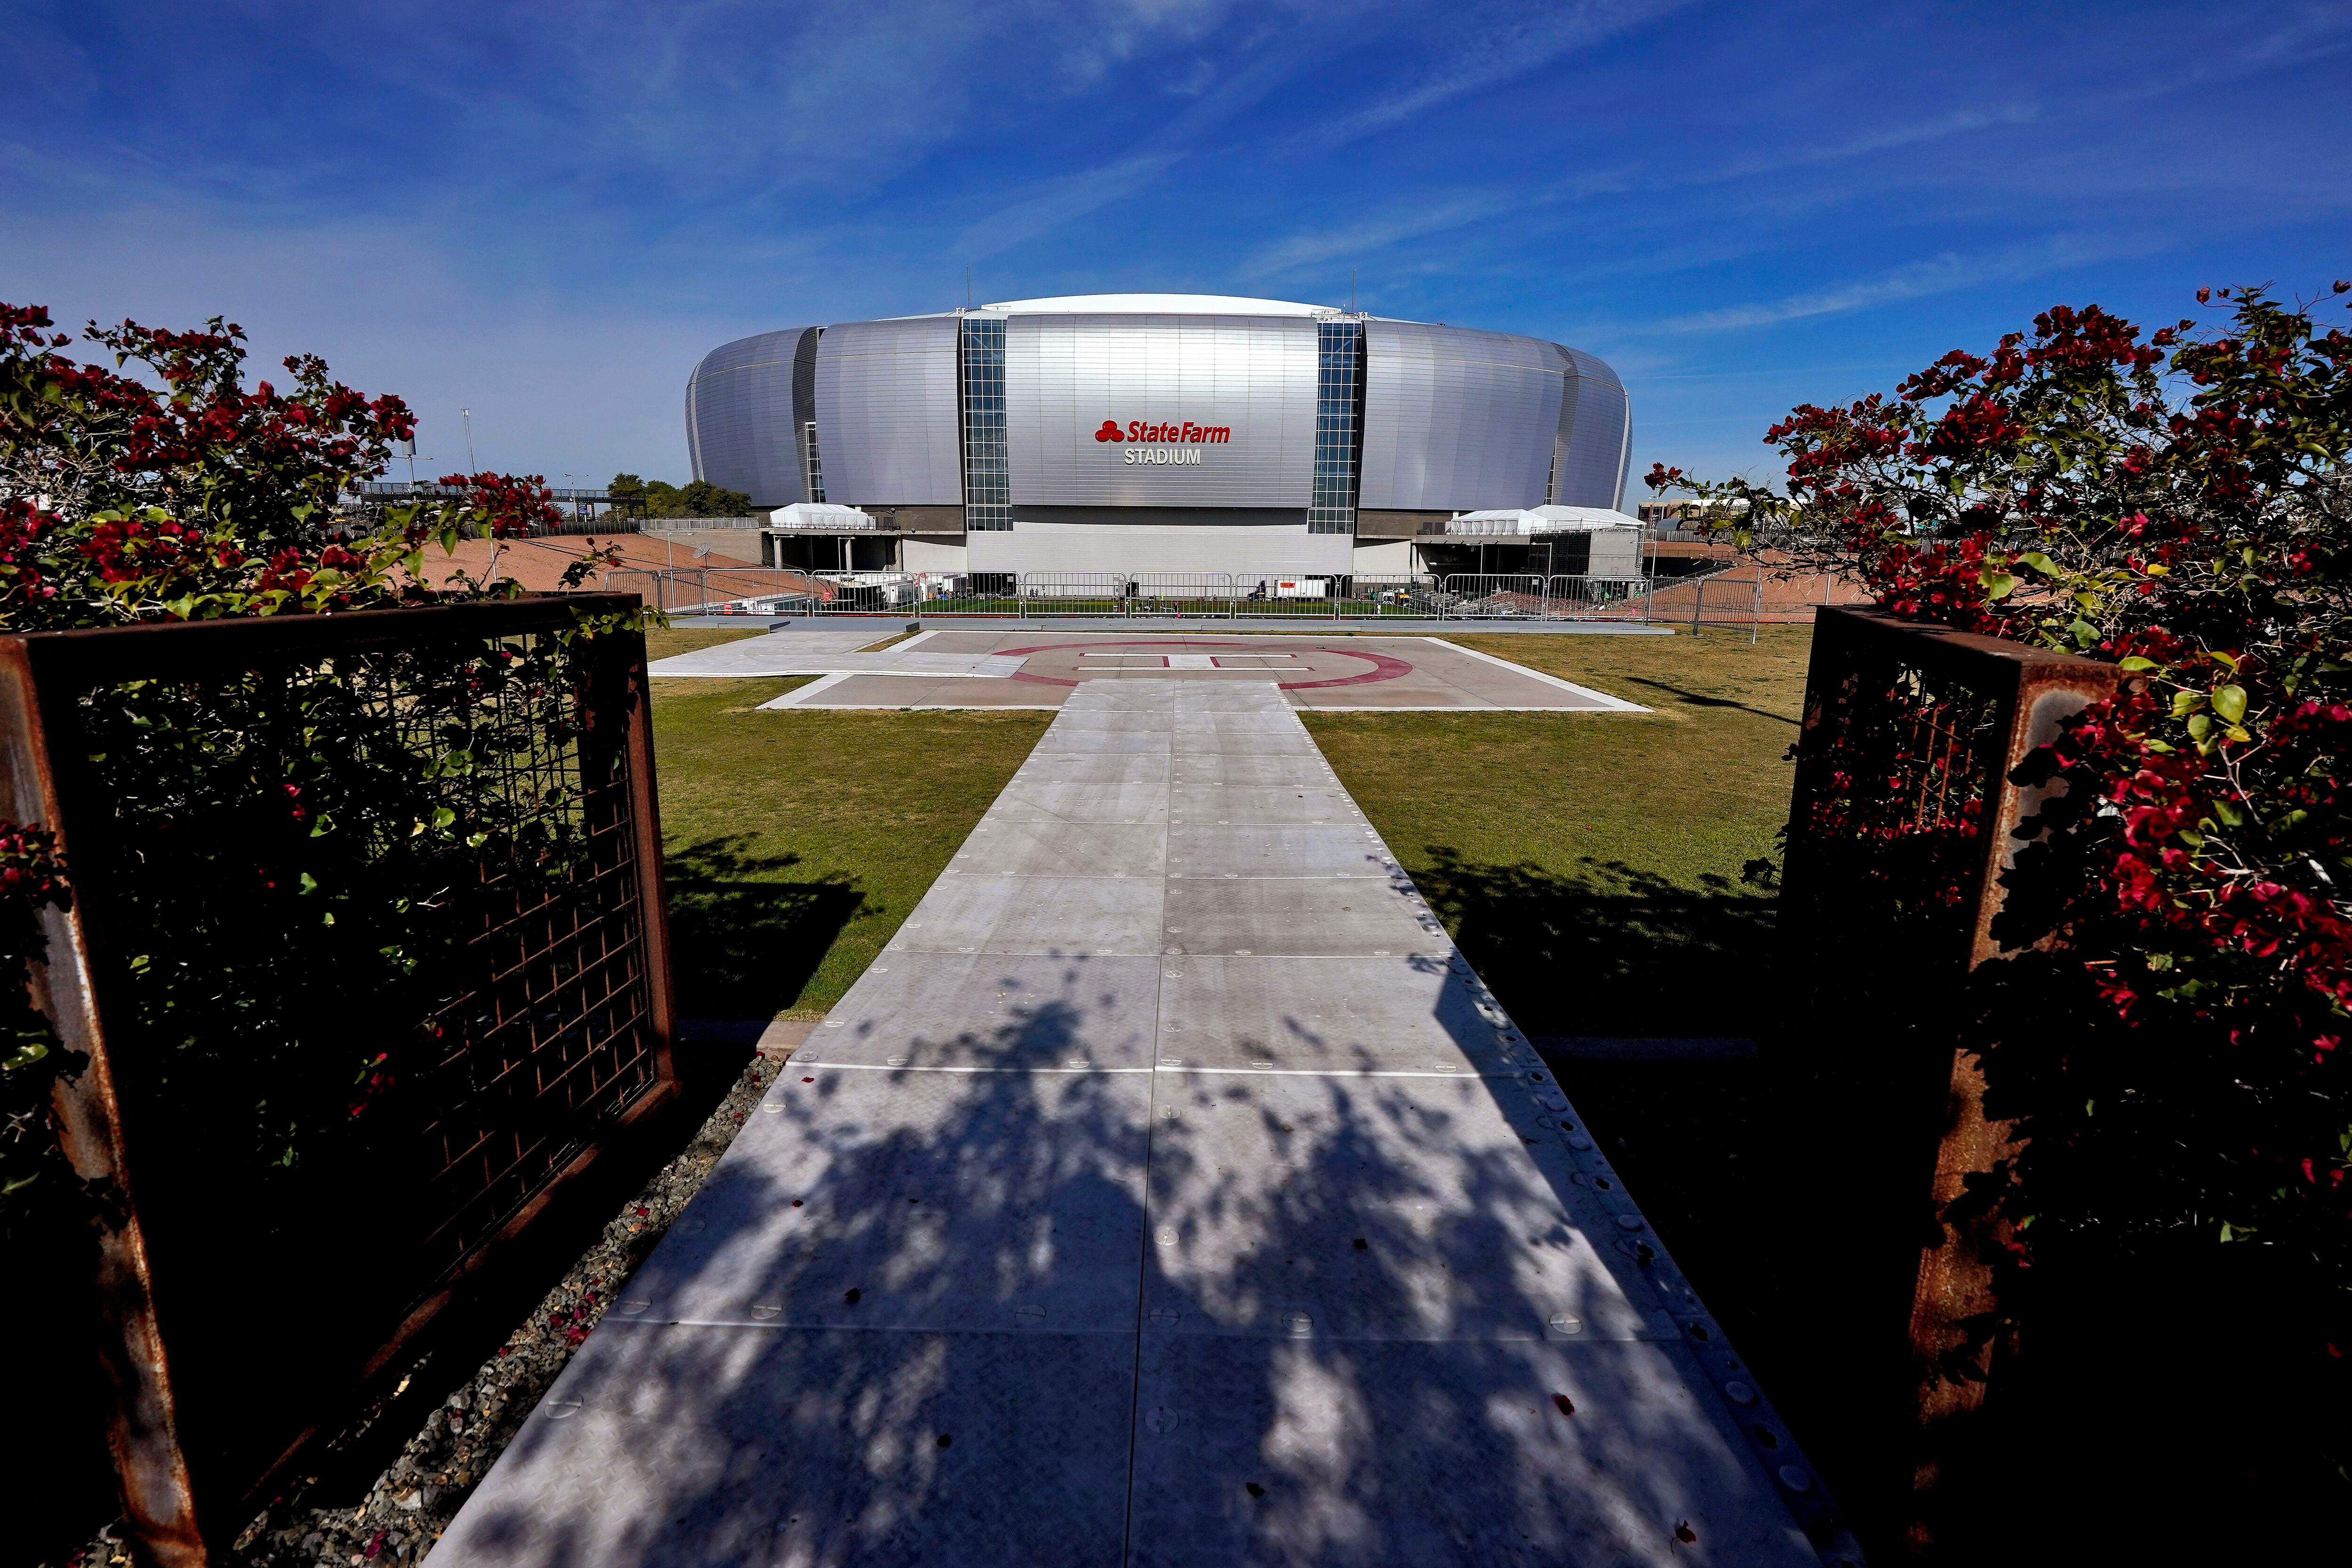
[1332,575,1445,619]
[1121,572,1235,618]
[1233,572,1346,618]
[1546,573,1656,621]
[1439,573,1551,619]
[1016,572,1134,617]
[7,597,678,1562]
[904,573,1023,616]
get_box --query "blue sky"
[4,1,2347,493]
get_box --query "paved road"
[432,680,1855,1568]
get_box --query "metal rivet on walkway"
[546,1399,583,1420]
[1549,1313,1585,1336]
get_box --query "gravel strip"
[51,1045,787,1568]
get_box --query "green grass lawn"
[1303,626,1808,1040]
[643,626,1049,1019]
[638,622,1811,1037]
[634,621,1863,1515]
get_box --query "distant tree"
[632,478,752,518]
[676,478,751,516]
[606,472,647,504]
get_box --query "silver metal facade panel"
[1359,321,1565,512]
[1004,314,1318,509]
[684,326,816,509]
[1556,346,1633,510]
[814,316,963,505]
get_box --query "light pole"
[461,408,477,474]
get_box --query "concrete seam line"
[1419,636,1650,711]
[756,670,856,709]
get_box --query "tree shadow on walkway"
[432,956,1827,1568]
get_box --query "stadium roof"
[978,293,1339,316]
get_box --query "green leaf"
[2185,712,2212,742]
[431,805,456,830]
[2171,690,2208,719]
[1984,572,2016,600]
[2211,684,2247,724]
[2117,656,2161,672]
[2,1041,49,1073]
[2210,798,2245,828]
[298,871,319,895]
[2017,551,2057,575]
[2069,617,2099,647]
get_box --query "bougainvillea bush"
[1649,282,2352,1381]
[0,301,629,1237]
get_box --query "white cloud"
[1653,234,2144,334]
[1304,0,1694,148]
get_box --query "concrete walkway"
[648,629,1026,680]
[433,682,1857,1568]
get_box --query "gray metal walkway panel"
[433,677,1860,1568]
[614,1066,1151,1335]
[439,1321,1136,1568]
[947,820,1168,878]
[1126,1335,1816,1568]
[1168,753,1342,787]
[1162,879,1445,956]
[1155,955,1522,1073]
[1166,823,1398,878]
[807,952,1162,1071]
[887,874,1163,955]
[1141,1068,1659,1345]
[1016,749,1174,784]
[1166,784,1366,825]
[987,779,1174,824]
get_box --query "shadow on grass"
[663,835,869,1019]
[1409,850,1777,1040]
[1404,849,1912,1540]
[1622,676,1801,725]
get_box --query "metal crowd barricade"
[1017,572,1137,618]
[1127,572,1237,618]
[1546,573,1656,622]
[1334,575,1445,620]
[1438,573,1552,620]
[602,567,1658,623]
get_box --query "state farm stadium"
[684,294,1632,581]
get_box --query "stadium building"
[684,294,1632,580]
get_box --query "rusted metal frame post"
[0,640,209,1567]
[1784,610,2118,1513]
[5,597,675,1566]
[1905,637,2117,1432]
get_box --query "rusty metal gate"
[1776,605,2116,1537]
[2,595,678,1567]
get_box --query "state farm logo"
[1094,418,1231,444]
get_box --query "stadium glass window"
[1309,319,1363,534]
[961,317,1011,531]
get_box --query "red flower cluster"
[437,472,563,539]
